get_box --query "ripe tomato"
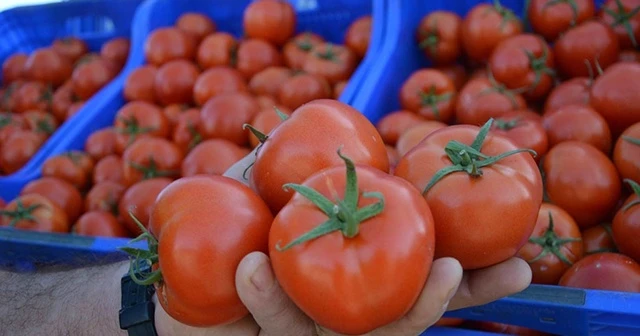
[93,155,125,185]
[196,32,238,69]
[345,15,372,59]
[0,194,69,233]
[153,59,199,106]
[149,175,273,326]
[144,27,196,66]
[251,99,389,213]
[181,139,249,177]
[375,110,425,146]
[583,224,618,256]
[22,111,58,139]
[2,53,27,84]
[613,122,640,183]
[122,137,183,186]
[51,82,74,122]
[590,62,640,137]
[52,37,89,63]
[543,141,621,229]
[198,92,260,146]
[119,177,172,235]
[100,37,130,70]
[333,80,347,99]
[248,66,292,98]
[74,211,129,238]
[612,180,640,263]
[192,66,247,106]
[554,21,620,78]
[544,77,591,113]
[42,151,94,190]
[0,113,26,144]
[21,176,83,222]
[394,121,542,269]
[23,48,72,87]
[598,0,640,49]
[85,127,117,160]
[123,65,157,103]
[247,106,291,148]
[415,11,462,65]
[269,151,435,335]
[542,104,612,154]
[1,81,24,111]
[456,77,526,126]
[436,63,468,90]
[283,32,324,69]
[528,0,595,41]
[255,95,277,109]
[277,73,332,110]
[236,38,283,79]
[13,81,51,113]
[72,55,117,100]
[302,43,358,85]
[491,111,549,161]
[113,101,170,154]
[395,120,447,157]
[162,104,190,127]
[460,2,523,63]
[175,12,216,43]
[399,69,456,123]
[559,252,640,292]
[85,181,126,214]
[243,0,296,47]
[172,109,202,154]
[0,130,43,174]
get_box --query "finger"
[223,148,258,185]
[447,257,532,311]
[236,252,316,336]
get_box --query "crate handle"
[63,15,116,37]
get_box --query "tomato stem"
[119,211,163,286]
[129,157,178,180]
[603,0,640,48]
[623,135,640,147]
[241,124,271,180]
[493,117,522,130]
[418,86,452,121]
[544,0,579,26]
[492,0,520,30]
[524,45,556,94]
[527,212,581,265]
[623,179,640,212]
[274,106,289,121]
[116,116,157,147]
[0,200,42,227]
[481,67,526,107]
[186,123,202,151]
[296,32,316,52]
[229,42,238,68]
[62,151,84,165]
[315,44,341,64]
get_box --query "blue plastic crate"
[0,0,144,200]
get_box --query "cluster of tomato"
[0,36,130,175]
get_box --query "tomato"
[619,48,640,62]
[122,137,183,186]
[74,211,129,238]
[395,120,447,157]
[196,32,238,69]
[303,43,358,85]
[460,2,523,63]
[23,48,73,87]
[51,82,75,122]
[198,92,260,146]
[181,139,249,177]
[345,15,372,59]
[612,180,640,263]
[84,127,117,160]
[85,181,126,214]
[100,37,130,70]
[559,252,640,292]
[269,151,435,335]
[613,122,640,183]
[144,27,196,66]
[415,11,462,66]
[247,106,291,148]
[113,101,170,154]
[386,145,400,169]
[598,0,640,49]
[236,38,283,79]
[162,104,190,128]
[22,111,58,139]
[491,111,549,161]
[489,34,555,101]
[590,62,640,137]
[528,0,595,41]
[376,110,426,146]
[582,223,618,254]
[13,81,51,113]
[436,63,468,90]
[283,32,325,70]
[52,37,89,64]
[1,81,24,111]
[476,321,549,336]
[2,53,27,84]
[255,95,277,109]
[154,59,199,106]
[0,113,26,144]
[543,141,621,229]
[72,55,117,100]
[0,130,44,174]
[123,65,157,103]
[175,12,216,43]
[172,109,202,154]
[0,194,69,233]
[41,151,95,190]
[277,73,332,110]
[554,21,620,79]
[333,80,347,99]
[93,155,125,185]
[248,66,292,98]
[399,69,457,123]
[66,101,85,120]
[192,66,247,106]
[544,77,591,113]
[542,104,612,154]
[21,177,83,223]
[119,177,172,235]
[394,121,542,269]
[243,0,296,47]
[435,318,464,328]
[456,77,526,126]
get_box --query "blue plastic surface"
[0,0,143,199]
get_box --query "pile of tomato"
[0,36,130,175]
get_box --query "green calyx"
[315,44,341,64]
[186,123,202,152]
[36,119,55,135]
[586,223,618,254]
[418,18,439,57]
[623,135,640,147]
[0,114,14,128]
[296,32,316,52]
[623,179,640,212]
[528,212,581,265]
[491,0,520,30]
[0,200,42,227]
[524,45,556,93]
[275,148,385,252]
[493,117,522,131]
[423,118,537,194]
[119,212,163,286]
[418,86,452,121]
[116,116,156,146]
[544,0,579,25]
[603,0,640,48]
[129,157,177,180]
[62,150,84,165]
[481,68,527,108]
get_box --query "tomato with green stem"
[74,211,129,238]
[113,101,170,154]
[559,252,640,292]
[198,92,260,146]
[13,81,52,113]
[394,119,542,269]
[0,130,43,174]
[399,69,457,123]
[590,62,640,137]
[415,11,462,66]
[123,65,157,103]
[42,151,95,190]
[302,43,358,85]
[118,177,172,235]
[0,194,69,233]
[143,27,196,66]
[612,179,640,263]
[582,223,618,254]
[180,139,249,177]
[196,32,237,69]
[22,111,59,140]
[85,181,126,215]
[23,48,72,87]
[247,106,291,148]
[2,53,27,84]
[243,0,296,47]
[598,0,640,49]
[283,32,324,70]
[175,12,216,43]
[613,122,640,183]
[491,111,549,161]
[269,149,435,335]
[122,137,183,186]
[21,177,83,223]
[554,21,620,78]
[345,15,372,59]
[527,0,596,41]
[172,109,202,154]
[153,59,200,106]
[72,55,117,100]
[193,66,247,106]
[93,155,125,185]
[455,74,526,126]
[277,73,332,110]
[376,110,425,146]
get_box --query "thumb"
[235,252,316,336]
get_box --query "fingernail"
[250,260,274,292]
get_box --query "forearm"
[0,261,129,336]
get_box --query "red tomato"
[436,63,468,90]
[74,211,130,238]
[376,110,425,146]
[180,139,249,177]
[72,55,117,100]
[21,177,83,223]
[456,77,526,126]
[175,12,216,43]
[196,32,238,69]
[590,62,640,137]
[612,180,640,262]
[277,73,332,110]
[122,137,183,186]
[247,106,291,148]
[85,181,126,214]
[100,37,130,70]
[0,130,43,174]
[1,81,24,111]
[395,120,448,157]
[22,111,59,139]
[598,0,640,49]
[394,121,543,269]
[302,43,358,85]
[41,151,94,190]
[283,32,325,70]
[491,111,549,161]
[542,104,612,154]
[162,104,190,128]
[243,0,296,47]
[22,48,72,87]
[236,38,283,79]
[527,0,595,41]
[559,252,640,292]
[123,65,157,103]
[153,59,199,106]
[582,223,618,255]
[51,82,74,122]
[0,113,26,144]
[93,155,125,185]
[119,177,172,235]
[192,66,248,106]
[149,175,273,326]
[613,122,640,183]
[0,194,69,233]
[13,81,51,113]
[399,69,457,123]
[248,66,292,98]
[415,11,462,65]
[52,37,89,63]
[2,53,27,84]
[144,27,196,66]
[345,15,372,59]
[172,109,202,154]
[113,101,170,154]
[554,21,620,78]
[85,127,118,160]
[255,95,277,109]
[197,92,260,146]
[544,77,591,113]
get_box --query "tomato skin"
[395,120,447,157]
[543,141,621,229]
[386,145,400,169]
[543,104,612,155]
[243,0,296,47]
[619,49,640,62]
[456,77,526,126]
[0,113,27,144]
[51,82,74,122]
[236,38,283,79]
[52,37,89,64]
[152,175,273,326]
[277,73,332,110]
[21,177,84,223]
[416,11,462,66]
[85,181,126,214]
[0,194,69,233]
[153,59,200,106]
[283,32,324,70]
[196,32,237,69]
[0,130,43,174]
[461,3,523,63]
[175,12,216,43]
[66,100,85,120]
[394,124,543,270]
[123,65,157,103]
[72,55,117,100]
[302,43,358,85]
[198,92,260,146]
[22,111,58,139]
[193,66,248,106]
[13,81,51,113]
[543,77,591,113]
[2,53,27,84]
[491,111,549,161]
[345,15,372,59]
[598,0,640,49]
[122,137,183,186]
[270,165,435,335]
[559,252,640,292]
[248,66,292,98]
[23,48,72,87]
[590,62,640,137]
[436,64,468,90]
[181,139,249,177]
[376,110,425,146]
[399,69,456,123]
[113,101,170,154]
[554,21,620,78]
[84,127,117,161]
[172,109,202,154]
[251,99,389,214]
[528,0,595,41]
[612,192,640,263]
[42,151,95,190]
[613,122,640,183]
[93,155,125,185]
[119,177,172,235]
[100,37,130,70]
[144,27,196,66]
[74,211,130,238]
[247,106,291,148]
[582,223,618,255]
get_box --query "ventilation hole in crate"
[294,0,318,11]
[540,317,556,324]
[64,16,115,35]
